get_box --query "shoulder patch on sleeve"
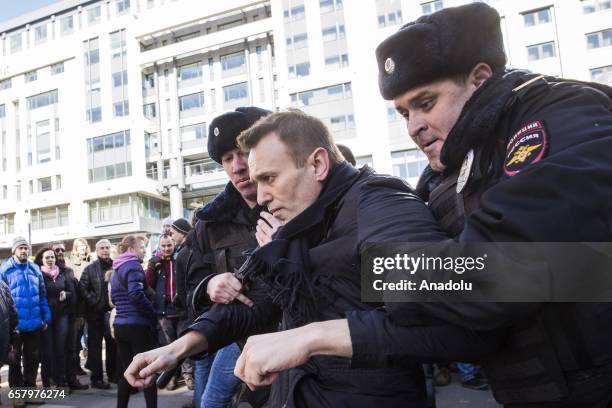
[504,120,548,177]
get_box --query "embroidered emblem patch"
[213,127,220,137]
[504,120,547,177]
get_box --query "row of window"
[4,0,130,56]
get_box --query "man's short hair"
[96,239,111,249]
[336,144,356,166]
[237,109,343,168]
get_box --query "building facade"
[0,0,610,254]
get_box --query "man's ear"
[309,147,331,182]
[469,62,493,88]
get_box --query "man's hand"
[124,345,177,388]
[207,273,253,307]
[234,320,353,389]
[59,290,66,302]
[125,331,208,388]
[256,212,283,247]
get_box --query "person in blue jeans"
[193,344,242,408]
[457,362,488,391]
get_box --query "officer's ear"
[469,63,493,89]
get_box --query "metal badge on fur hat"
[376,2,507,100]
[207,106,271,164]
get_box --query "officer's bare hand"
[124,345,177,388]
[207,272,253,307]
[235,320,352,389]
[234,329,311,389]
[256,212,283,247]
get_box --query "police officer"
[221,3,612,407]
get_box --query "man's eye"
[421,99,434,110]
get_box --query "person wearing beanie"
[170,106,275,408]
[188,3,612,407]
[0,236,51,389]
[170,218,191,256]
[78,239,117,389]
[120,4,612,408]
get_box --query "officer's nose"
[407,114,427,144]
[232,155,247,174]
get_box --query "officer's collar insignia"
[384,57,395,74]
[457,149,474,194]
[213,127,220,137]
[504,120,548,177]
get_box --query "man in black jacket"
[52,241,89,391]
[125,110,503,407]
[173,106,272,408]
[0,278,18,405]
[79,239,116,389]
[225,4,612,407]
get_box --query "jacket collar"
[196,181,260,225]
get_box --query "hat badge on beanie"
[213,127,220,137]
[385,58,395,74]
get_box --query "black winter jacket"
[0,279,18,364]
[79,259,113,316]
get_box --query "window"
[2,186,7,199]
[87,6,101,24]
[421,0,443,15]
[143,73,155,89]
[582,0,611,14]
[586,29,612,50]
[114,100,130,117]
[217,19,242,31]
[180,123,207,149]
[56,175,62,189]
[27,90,58,110]
[139,195,170,220]
[527,41,557,61]
[294,33,308,49]
[10,33,22,53]
[38,177,52,192]
[60,15,74,35]
[392,149,428,180]
[87,130,132,183]
[143,103,156,119]
[84,38,100,65]
[356,155,373,168]
[31,205,69,230]
[0,214,15,234]
[285,4,305,21]
[178,63,202,81]
[0,105,4,118]
[523,8,551,27]
[0,79,11,90]
[221,52,245,71]
[117,0,131,14]
[25,71,37,82]
[86,89,102,123]
[590,65,612,85]
[289,62,310,77]
[51,62,64,75]
[325,54,349,69]
[88,195,133,223]
[112,70,128,87]
[223,82,248,103]
[34,24,47,44]
[179,92,204,112]
[36,120,51,164]
[320,0,342,13]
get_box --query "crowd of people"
[2,3,612,408]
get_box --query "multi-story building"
[0,0,610,255]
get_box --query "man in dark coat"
[172,106,273,408]
[79,239,117,389]
[125,110,503,407]
[228,4,612,407]
[52,241,89,390]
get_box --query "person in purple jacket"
[111,234,157,408]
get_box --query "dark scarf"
[237,162,363,326]
[440,69,531,172]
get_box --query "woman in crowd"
[34,246,74,388]
[111,235,158,408]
